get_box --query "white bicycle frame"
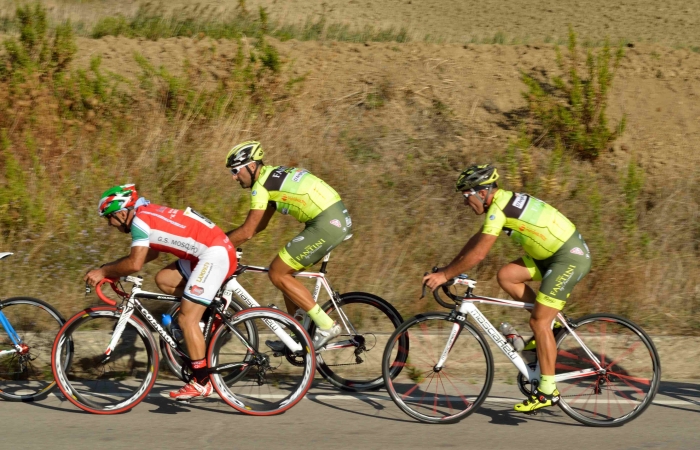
[436,278,605,385]
[102,276,303,356]
[223,252,360,353]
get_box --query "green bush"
[521,27,625,159]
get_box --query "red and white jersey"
[130,203,233,261]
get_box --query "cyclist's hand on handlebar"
[83,268,106,287]
[422,270,448,293]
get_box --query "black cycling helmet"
[225,141,264,169]
[455,164,499,192]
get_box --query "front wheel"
[555,313,661,427]
[0,297,67,402]
[51,307,159,414]
[309,292,406,392]
[208,307,315,416]
[382,312,494,424]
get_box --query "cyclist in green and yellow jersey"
[423,164,591,413]
[224,141,353,350]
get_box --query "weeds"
[520,27,626,160]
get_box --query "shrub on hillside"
[521,27,626,160]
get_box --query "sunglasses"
[462,189,478,199]
[229,163,250,175]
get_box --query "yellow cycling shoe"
[514,388,560,413]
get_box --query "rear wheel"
[51,307,158,414]
[310,292,406,392]
[382,312,493,424]
[0,297,66,401]
[208,308,315,416]
[555,314,661,427]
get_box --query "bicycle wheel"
[382,312,494,424]
[208,307,315,416]
[555,313,661,427]
[309,292,405,392]
[160,298,257,382]
[0,297,66,401]
[51,307,159,414]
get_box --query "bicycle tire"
[208,307,315,416]
[382,312,494,424]
[159,297,257,382]
[309,292,406,392]
[51,306,159,414]
[0,297,67,402]
[555,313,661,427]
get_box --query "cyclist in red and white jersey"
[84,184,237,400]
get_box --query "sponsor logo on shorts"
[513,194,527,209]
[345,217,352,227]
[296,239,326,262]
[570,247,584,256]
[543,269,552,279]
[549,265,576,297]
[190,285,204,296]
[292,236,305,243]
[252,190,257,196]
[330,219,342,228]
[281,207,289,215]
[196,262,212,284]
[489,215,496,220]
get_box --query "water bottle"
[162,314,184,341]
[498,322,525,352]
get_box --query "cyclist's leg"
[515,231,591,412]
[172,247,236,399]
[155,259,189,296]
[496,257,539,303]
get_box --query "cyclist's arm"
[442,232,498,280]
[227,208,268,247]
[84,246,151,286]
[255,204,276,233]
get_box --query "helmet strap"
[245,161,261,185]
[115,209,133,234]
[477,185,493,210]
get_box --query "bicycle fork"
[0,310,25,355]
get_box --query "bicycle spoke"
[556,314,660,426]
[383,313,492,424]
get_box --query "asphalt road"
[1,381,698,449]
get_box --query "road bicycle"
[161,250,408,392]
[51,275,315,415]
[381,273,661,426]
[0,252,67,401]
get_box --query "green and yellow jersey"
[482,189,576,260]
[250,166,342,223]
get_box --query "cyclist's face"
[231,163,254,188]
[463,190,486,215]
[105,210,131,233]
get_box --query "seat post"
[320,252,331,274]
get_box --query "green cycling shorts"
[523,230,591,310]
[279,201,352,270]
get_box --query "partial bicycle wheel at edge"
[0,297,67,401]
[208,307,315,416]
[555,313,661,427]
[51,306,159,414]
[310,292,406,392]
[382,312,494,424]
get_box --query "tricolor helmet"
[98,184,138,217]
[225,141,264,169]
[455,164,499,192]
